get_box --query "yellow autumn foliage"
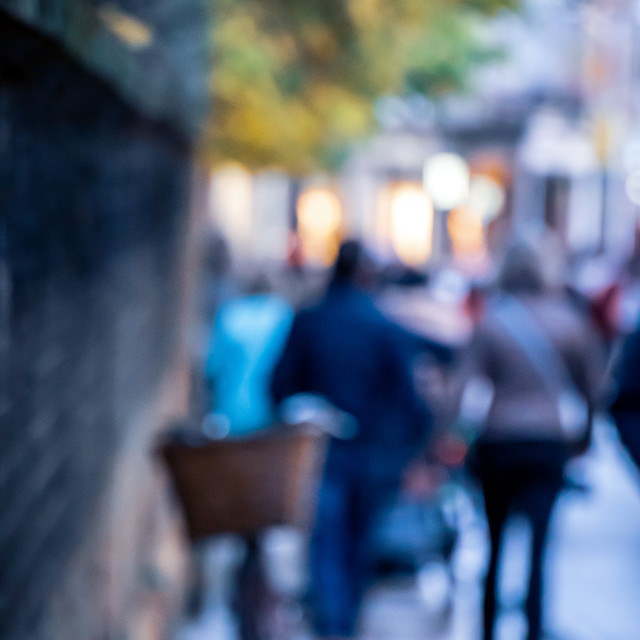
[200,0,516,172]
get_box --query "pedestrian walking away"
[271,239,433,640]
[462,241,605,640]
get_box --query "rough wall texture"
[0,12,195,640]
[0,0,211,137]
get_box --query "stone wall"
[0,12,198,640]
[0,0,211,137]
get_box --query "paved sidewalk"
[175,419,640,640]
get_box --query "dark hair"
[332,240,365,283]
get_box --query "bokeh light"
[423,153,470,211]
[467,175,505,223]
[448,204,486,258]
[297,188,343,266]
[389,183,434,266]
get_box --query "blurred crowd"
[186,228,640,640]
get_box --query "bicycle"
[159,423,326,640]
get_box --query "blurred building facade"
[208,1,640,276]
[508,0,640,260]
[0,4,210,640]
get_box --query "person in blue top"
[205,273,293,437]
[271,240,432,640]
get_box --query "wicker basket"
[159,425,327,542]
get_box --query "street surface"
[175,417,640,640]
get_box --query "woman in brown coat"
[466,243,604,640]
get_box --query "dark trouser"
[309,457,396,638]
[471,440,568,640]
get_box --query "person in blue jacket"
[205,273,293,437]
[271,240,432,640]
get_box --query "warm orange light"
[448,205,485,257]
[389,183,434,266]
[211,164,253,253]
[297,188,342,265]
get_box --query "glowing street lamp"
[423,153,470,261]
[423,153,470,211]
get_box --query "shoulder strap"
[492,296,577,396]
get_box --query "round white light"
[423,153,470,211]
[468,175,505,223]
